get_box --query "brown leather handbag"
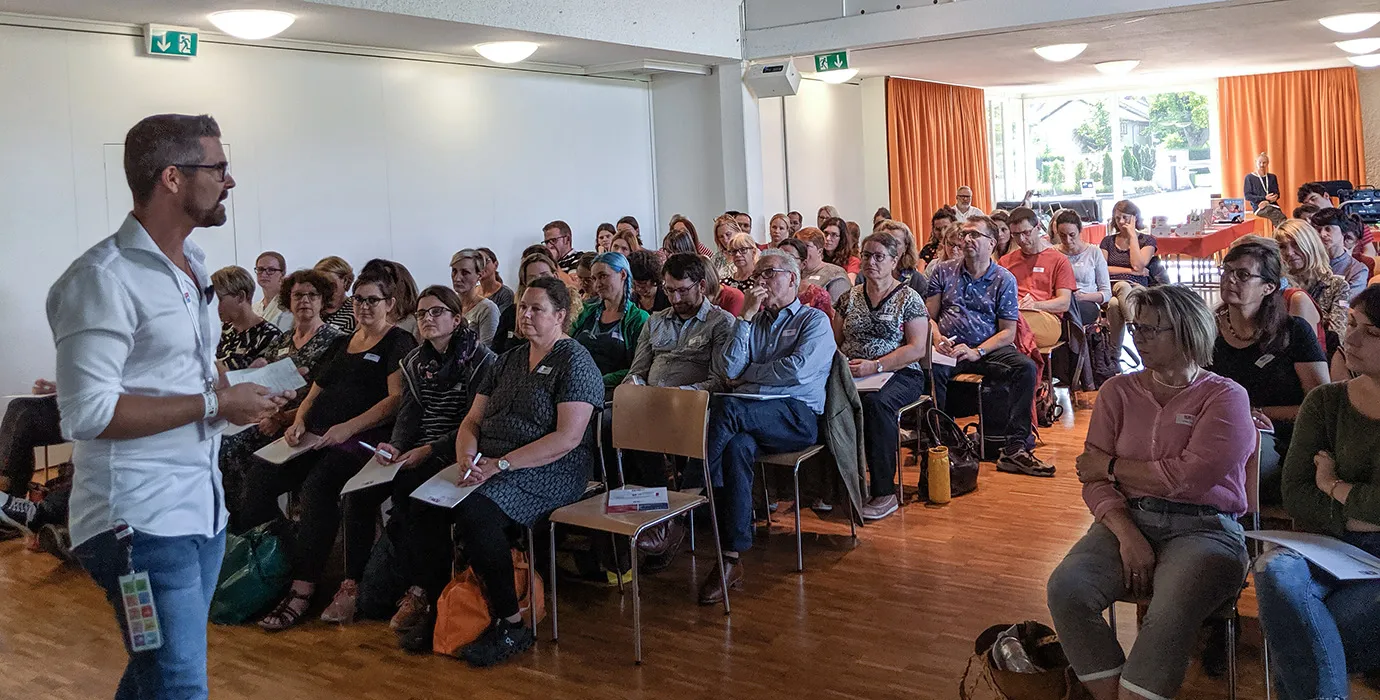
[959,621,1092,700]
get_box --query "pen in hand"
[463,453,482,483]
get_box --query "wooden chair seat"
[952,373,984,384]
[550,490,706,539]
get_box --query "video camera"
[1339,187,1380,224]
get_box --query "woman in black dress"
[447,277,604,667]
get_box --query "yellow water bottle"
[927,446,951,505]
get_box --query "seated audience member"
[787,210,804,234]
[814,205,838,229]
[1100,200,1157,361]
[698,250,836,604]
[1211,237,1327,507]
[875,219,926,296]
[766,213,792,249]
[315,255,358,334]
[596,222,615,254]
[444,277,602,666]
[0,379,61,499]
[218,270,345,525]
[990,210,1015,259]
[1047,284,1254,700]
[723,232,760,292]
[450,249,501,347]
[1000,207,1075,345]
[476,247,515,312]
[952,185,984,223]
[629,249,670,313]
[733,211,754,240]
[795,227,851,303]
[776,239,837,319]
[1292,203,1321,221]
[1254,285,1380,700]
[710,215,743,280]
[822,216,861,281]
[1275,218,1350,345]
[1052,209,1112,323]
[571,252,649,393]
[927,216,1051,476]
[920,223,964,289]
[252,251,293,331]
[576,252,598,301]
[245,271,416,631]
[662,227,699,258]
[616,215,641,244]
[213,265,282,370]
[667,214,714,257]
[361,259,420,337]
[609,228,643,257]
[833,230,929,521]
[918,206,959,265]
[703,260,744,317]
[1297,181,1333,210]
[542,219,584,273]
[364,285,496,650]
[1310,208,1369,297]
[492,251,582,354]
[873,207,892,229]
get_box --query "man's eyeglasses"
[1126,323,1173,340]
[663,282,699,297]
[1219,266,1268,284]
[289,292,321,301]
[254,266,283,275]
[175,162,230,183]
[355,295,389,307]
[860,252,892,263]
[543,235,570,247]
[751,267,791,282]
[961,231,993,242]
[414,307,452,320]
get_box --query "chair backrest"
[611,384,709,460]
[1243,430,1263,516]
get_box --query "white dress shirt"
[952,205,985,223]
[46,213,227,548]
[253,294,293,331]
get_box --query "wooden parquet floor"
[3,408,1376,700]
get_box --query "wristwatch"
[977,347,987,358]
[497,458,511,472]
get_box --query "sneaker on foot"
[0,493,37,535]
[319,580,358,624]
[460,617,535,667]
[861,494,899,521]
[390,585,429,632]
[809,498,833,515]
[996,450,1056,477]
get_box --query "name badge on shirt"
[1255,354,1275,368]
[878,314,895,322]
[536,365,553,375]
[689,336,707,347]
[363,353,381,363]
[782,328,798,338]
[1175,413,1195,426]
[1033,267,1046,273]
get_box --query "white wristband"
[202,390,218,420]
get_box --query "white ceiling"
[795,0,1380,94]
[0,0,724,71]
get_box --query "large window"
[988,86,1219,226]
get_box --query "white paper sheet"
[4,393,55,400]
[340,456,402,495]
[252,433,321,465]
[931,351,958,367]
[225,358,307,394]
[410,464,481,508]
[1246,530,1380,580]
[727,393,789,401]
[853,372,895,392]
[221,422,253,437]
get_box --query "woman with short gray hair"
[213,265,282,370]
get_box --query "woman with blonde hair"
[1275,218,1351,345]
[491,251,584,354]
[314,255,357,333]
[817,204,840,229]
[723,232,760,291]
[767,213,792,248]
[709,215,743,280]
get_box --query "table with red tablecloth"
[1154,219,1263,258]
[1079,223,1106,246]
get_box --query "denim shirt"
[723,299,835,413]
[626,298,733,391]
[926,259,1020,348]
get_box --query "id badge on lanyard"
[114,522,163,652]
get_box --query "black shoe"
[460,617,535,667]
[396,605,436,654]
[1200,619,1232,679]
[0,493,37,535]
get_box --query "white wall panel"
[782,80,867,224]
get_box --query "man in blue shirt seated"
[697,250,836,604]
[926,215,1053,478]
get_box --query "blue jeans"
[75,528,227,700]
[705,396,818,553]
[1254,532,1380,700]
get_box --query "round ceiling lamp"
[207,10,296,40]
[1034,43,1088,62]
[1336,38,1380,54]
[1349,53,1380,67]
[1319,13,1380,33]
[475,41,539,64]
[1094,60,1140,75]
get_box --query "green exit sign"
[145,24,199,58]
[814,51,849,72]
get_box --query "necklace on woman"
[1151,367,1199,389]
[1217,310,1258,343]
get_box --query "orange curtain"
[1218,67,1366,214]
[886,77,992,246]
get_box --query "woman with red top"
[1047,284,1254,700]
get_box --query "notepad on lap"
[410,464,480,508]
[253,434,321,465]
[853,372,895,392]
[340,456,402,495]
[931,352,958,367]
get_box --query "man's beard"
[186,196,227,228]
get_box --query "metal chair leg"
[759,464,773,526]
[689,512,697,552]
[702,462,731,615]
[793,462,803,573]
[526,527,537,633]
[630,532,642,665]
[548,524,559,642]
[1226,615,1238,700]
[610,532,626,594]
[975,383,985,455]
[1262,629,1272,700]
[895,411,905,504]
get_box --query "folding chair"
[547,385,729,664]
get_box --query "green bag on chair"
[209,522,290,625]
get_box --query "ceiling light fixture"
[1320,13,1380,33]
[1034,43,1088,62]
[1336,38,1380,54]
[474,41,539,64]
[808,68,859,84]
[1094,60,1140,75]
[1349,53,1380,67]
[207,10,296,40]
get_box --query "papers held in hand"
[931,351,958,367]
[224,358,308,394]
[252,433,321,465]
[605,486,670,513]
[1246,530,1380,580]
[340,456,402,495]
[852,372,895,393]
[410,463,481,508]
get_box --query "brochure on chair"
[1246,530,1380,580]
[409,463,480,508]
[340,455,402,495]
[605,486,669,513]
[252,434,321,465]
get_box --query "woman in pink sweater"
[1047,284,1256,700]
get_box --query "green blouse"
[1282,382,1380,536]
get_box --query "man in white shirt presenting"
[37,114,289,699]
[952,185,984,223]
